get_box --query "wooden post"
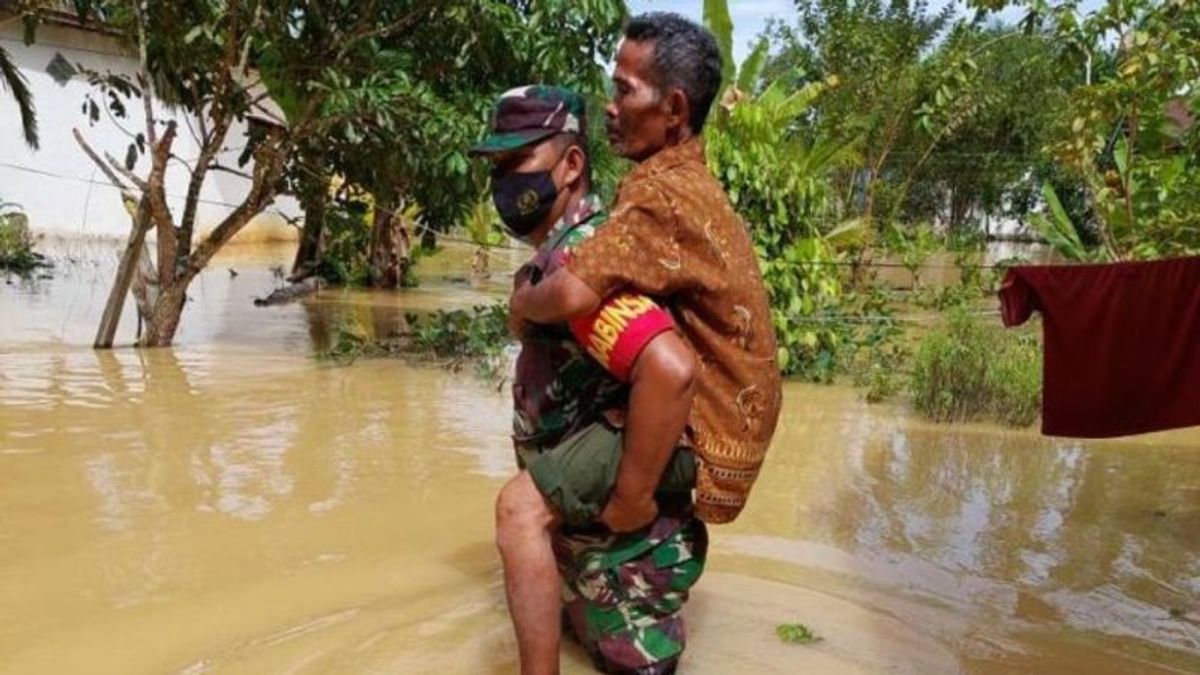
[72,128,152,350]
[94,198,150,349]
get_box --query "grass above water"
[910,307,1042,427]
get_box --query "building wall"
[0,21,299,241]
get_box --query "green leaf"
[737,38,769,94]
[703,0,735,89]
[1113,136,1129,180]
[1030,183,1088,261]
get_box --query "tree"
[763,0,957,221]
[58,0,624,346]
[971,0,1200,260]
[279,0,626,288]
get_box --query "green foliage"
[0,201,46,274]
[55,0,625,297]
[318,320,379,364]
[1029,182,1098,261]
[763,0,957,219]
[703,0,736,89]
[885,223,940,288]
[705,75,874,380]
[0,45,37,148]
[319,303,512,379]
[406,303,513,379]
[974,0,1200,259]
[737,38,771,94]
[316,199,373,286]
[276,0,627,236]
[910,308,1041,427]
[776,623,823,645]
[846,288,909,402]
[906,27,1073,228]
[411,304,510,361]
[463,197,506,249]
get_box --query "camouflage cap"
[469,85,587,156]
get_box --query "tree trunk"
[291,148,329,278]
[368,195,411,289]
[140,284,188,347]
[949,191,974,232]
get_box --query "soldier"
[471,85,706,674]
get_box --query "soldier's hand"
[509,281,532,340]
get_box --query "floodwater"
[1,241,1198,674]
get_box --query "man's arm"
[600,330,697,532]
[511,269,601,325]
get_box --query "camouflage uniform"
[517,195,707,674]
[555,509,708,674]
[475,85,708,674]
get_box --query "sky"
[625,0,1107,64]
[627,0,792,64]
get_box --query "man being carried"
[511,13,784,527]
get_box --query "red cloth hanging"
[999,256,1200,438]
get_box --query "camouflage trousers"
[553,507,708,674]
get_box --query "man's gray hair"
[624,12,724,133]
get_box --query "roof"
[0,1,119,36]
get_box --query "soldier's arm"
[511,268,601,325]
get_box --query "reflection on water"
[1,243,1198,674]
[721,392,1200,673]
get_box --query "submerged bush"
[319,303,512,379]
[910,308,1041,426]
[409,304,511,378]
[0,203,46,274]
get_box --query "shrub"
[910,307,1041,426]
[318,303,512,379]
[0,202,46,274]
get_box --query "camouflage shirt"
[510,194,708,674]
[512,194,626,452]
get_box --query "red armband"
[569,292,675,382]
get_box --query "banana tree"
[703,0,771,98]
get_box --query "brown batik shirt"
[568,137,783,524]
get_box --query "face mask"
[491,154,564,241]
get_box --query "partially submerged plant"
[776,622,823,645]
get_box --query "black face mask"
[491,166,560,242]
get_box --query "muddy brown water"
[1,242,1198,674]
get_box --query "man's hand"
[600,491,659,533]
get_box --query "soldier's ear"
[561,144,586,188]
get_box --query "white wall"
[0,21,299,241]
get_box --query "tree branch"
[185,126,287,281]
[333,2,430,65]
[209,164,254,180]
[178,113,231,274]
[147,121,179,285]
[72,128,132,193]
[103,151,150,191]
